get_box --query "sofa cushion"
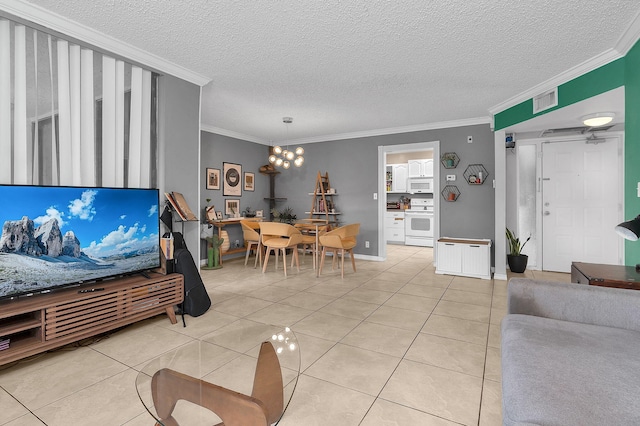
[502,314,640,426]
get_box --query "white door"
[542,138,622,272]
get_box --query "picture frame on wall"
[223,162,242,196]
[225,199,240,217]
[206,168,220,190]
[244,172,255,191]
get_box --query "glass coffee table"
[136,326,300,426]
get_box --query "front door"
[541,137,622,272]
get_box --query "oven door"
[404,212,434,246]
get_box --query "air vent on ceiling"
[540,124,614,137]
[533,88,558,114]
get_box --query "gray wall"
[200,132,270,260]
[200,123,495,264]
[158,75,201,262]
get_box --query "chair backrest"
[240,220,260,241]
[319,223,360,248]
[259,222,302,245]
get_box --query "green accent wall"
[494,58,625,130]
[624,40,640,264]
[494,40,640,266]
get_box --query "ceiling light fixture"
[581,112,615,127]
[268,117,305,169]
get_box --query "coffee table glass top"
[135,326,300,426]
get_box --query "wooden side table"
[571,262,640,290]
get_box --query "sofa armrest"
[507,278,640,332]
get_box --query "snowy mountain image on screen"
[0,187,159,298]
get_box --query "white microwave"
[408,177,434,194]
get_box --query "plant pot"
[446,159,454,167]
[507,254,528,273]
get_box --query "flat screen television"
[0,185,160,300]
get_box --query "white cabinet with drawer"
[436,237,492,280]
[385,211,405,243]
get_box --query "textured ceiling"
[20,0,640,142]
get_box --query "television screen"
[0,185,160,300]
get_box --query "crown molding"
[0,0,211,86]
[200,125,268,144]
[616,8,640,55]
[279,117,492,145]
[488,48,622,115]
[202,117,491,145]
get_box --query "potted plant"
[506,228,531,273]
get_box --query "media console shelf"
[0,273,183,366]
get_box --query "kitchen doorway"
[377,141,440,261]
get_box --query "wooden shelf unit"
[309,171,339,226]
[0,273,183,366]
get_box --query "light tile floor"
[0,245,571,426]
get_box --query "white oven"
[405,198,434,246]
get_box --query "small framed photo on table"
[205,206,217,222]
[256,210,264,218]
[216,211,223,220]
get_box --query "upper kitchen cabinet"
[408,159,433,177]
[386,163,408,193]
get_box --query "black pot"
[507,254,528,273]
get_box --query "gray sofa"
[501,278,640,425]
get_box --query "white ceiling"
[16,0,640,143]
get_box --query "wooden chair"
[319,223,360,278]
[259,222,303,276]
[241,219,262,267]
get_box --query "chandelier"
[268,117,304,169]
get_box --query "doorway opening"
[377,141,440,261]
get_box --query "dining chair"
[240,219,262,267]
[259,222,303,276]
[319,223,360,278]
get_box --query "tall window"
[0,17,158,188]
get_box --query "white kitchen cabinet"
[436,237,492,280]
[408,159,434,177]
[385,211,405,243]
[387,164,408,193]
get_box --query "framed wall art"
[244,172,255,191]
[223,162,242,196]
[206,168,220,190]
[225,199,240,217]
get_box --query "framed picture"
[205,206,217,222]
[256,210,263,218]
[225,199,240,217]
[216,211,223,220]
[244,172,255,191]
[223,162,242,196]
[206,168,220,190]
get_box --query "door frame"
[514,131,625,270]
[377,141,440,261]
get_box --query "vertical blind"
[0,17,157,188]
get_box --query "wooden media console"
[0,272,183,366]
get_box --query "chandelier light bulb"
[294,156,304,167]
[268,154,277,164]
[273,145,283,154]
[286,150,295,160]
[275,157,283,167]
[283,160,291,169]
[295,147,304,155]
